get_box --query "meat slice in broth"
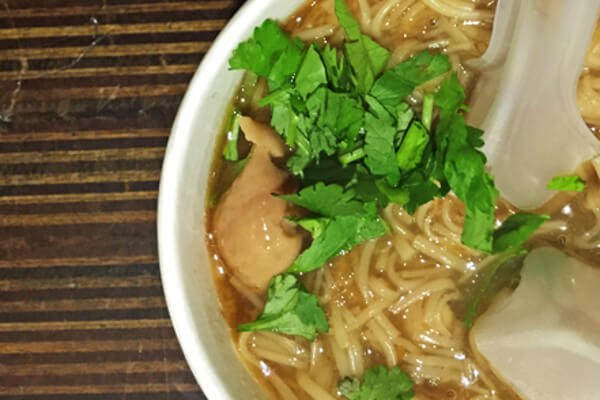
[213,117,302,292]
[238,116,287,158]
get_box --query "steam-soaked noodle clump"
[207,1,600,399]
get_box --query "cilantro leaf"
[293,217,330,238]
[272,87,364,177]
[400,170,442,213]
[301,157,357,187]
[364,112,400,184]
[350,202,392,245]
[435,74,499,252]
[310,88,364,142]
[319,45,352,91]
[282,182,390,273]
[269,45,306,89]
[238,274,329,340]
[464,212,549,327]
[339,379,361,400]
[352,165,392,208]
[370,50,451,112]
[547,174,586,192]
[295,45,328,98]
[339,365,415,400]
[375,179,409,207]
[395,102,414,135]
[288,216,355,273]
[333,0,361,40]
[460,172,499,252]
[260,87,302,145]
[334,0,389,93]
[288,208,389,273]
[365,95,395,126]
[304,123,338,159]
[280,183,365,217]
[396,120,430,173]
[466,125,485,148]
[464,249,526,328]
[287,150,312,176]
[261,88,332,177]
[493,213,550,253]
[229,19,304,88]
[345,38,390,93]
[435,70,466,112]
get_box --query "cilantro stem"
[223,112,241,161]
[241,71,259,88]
[421,93,434,131]
[339,147,366,166]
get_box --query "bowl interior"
[157,1,305,399]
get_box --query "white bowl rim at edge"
[157,1,304,399]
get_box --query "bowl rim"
[157,2,259,399]
[157,1,301,399]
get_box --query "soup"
[206,1,600,399]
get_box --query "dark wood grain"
[0,0,244,398]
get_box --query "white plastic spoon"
[466,0,519,127]
[468,0,600,210]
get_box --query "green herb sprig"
[339,365,415,400]
[228,0,549,340]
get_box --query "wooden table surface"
[0,0,243,398]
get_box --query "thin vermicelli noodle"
[228,195,514,398]
[357,239,377,301]
[207,1,600,399]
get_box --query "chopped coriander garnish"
[492,213,550,254]
[296,45,328,98]
[280,182,365,217]
[370,50,451,113]
[464,249,527,328]
[364,112,400,184]
[434,74,499,252]
[230,0,552,341]
[463,213,549,327]
[339,365,415,400]
[282,184,389,273]
[293,216,330,238]
[547,174,586,192]
[228,0,550,260]
[334,0,389,93]
[237,274,329,340]
[289,212,389,273]
[229,19,304,89]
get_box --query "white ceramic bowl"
[157,1,305,399]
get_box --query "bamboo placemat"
[0,0,243,398]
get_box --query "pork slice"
[238,115,287,157]
[213,139,302,292]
